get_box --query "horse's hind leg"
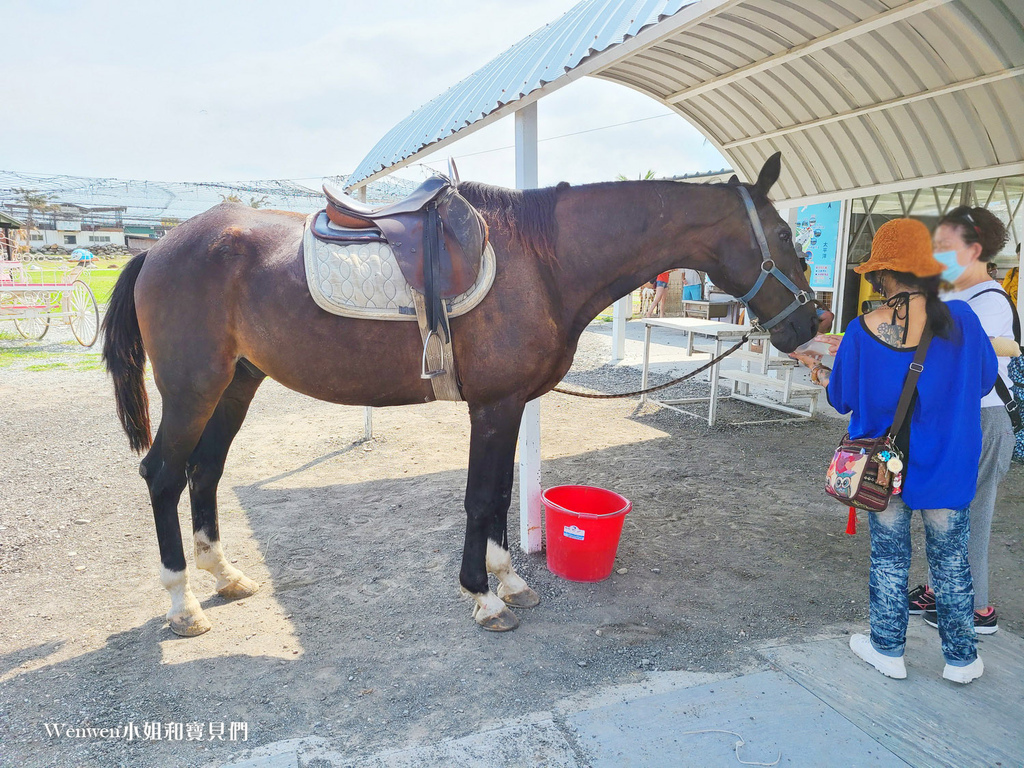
[462,399,539,631]
[188,363,265,600]
[140,370,233,637]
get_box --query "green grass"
[9,261,124,304]
[0,347,104,371]
[0,346,53,367]
[83,268,120,304]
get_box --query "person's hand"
[816,309,835,334]
[789,350,822,367]
[814,333,842,355]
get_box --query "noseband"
[734,186,814,332]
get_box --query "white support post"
[833,199,853,327]
[515,102,544,554]
[1017,203,1023,315]
[358,186,371,435]
[611,295,630,362]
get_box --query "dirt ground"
[1,325,1022,768]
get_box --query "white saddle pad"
[302,213,495,320]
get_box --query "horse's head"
[705,153,819,353]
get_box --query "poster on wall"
[794,201,842,290]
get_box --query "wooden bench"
[718,369,820,420]
[729,349,798,369]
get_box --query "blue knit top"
[827,300,996,510]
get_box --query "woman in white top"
[911,206,1014,634]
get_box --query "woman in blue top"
[821,219,996,684]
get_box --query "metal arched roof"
[348,0,1024,205]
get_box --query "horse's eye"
[779,230,792,243]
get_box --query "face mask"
[934,250,965,283]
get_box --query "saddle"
[313,174,489,384]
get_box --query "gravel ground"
[1,320,1021,768]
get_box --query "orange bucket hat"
[854,218,944,277]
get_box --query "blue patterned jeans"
[868,501,977,665]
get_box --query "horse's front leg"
[462,398,539,631]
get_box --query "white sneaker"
[943,656,984,684]
[850,633,907,679]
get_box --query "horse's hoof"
[476,606,520,632]
[217,576,260,601]
[169,612,212,637]
[498,585,540,608]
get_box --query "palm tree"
[219,193,243,204]
[615,170,657,181]
[12,188,57,249]
[248,195,269,209]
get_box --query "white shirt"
[943,280,1015,408]
[681,269,700,286]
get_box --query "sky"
[1,1,729,190]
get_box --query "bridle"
[734,185,814,332]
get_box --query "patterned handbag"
[825,327,932,513]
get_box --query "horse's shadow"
[3,420,868,768]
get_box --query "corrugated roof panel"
[347,0,701,186]
[351,0,1024,203]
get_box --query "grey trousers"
[970,405,1015,609]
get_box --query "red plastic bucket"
[542,485,632,582]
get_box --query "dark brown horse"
[102,152,817,636]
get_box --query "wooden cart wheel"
[68,280,99,347]
[14,314,50,340]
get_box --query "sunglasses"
[955,210,982,241]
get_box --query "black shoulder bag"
[968,288,1023,432]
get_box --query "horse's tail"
[102,251,152,453]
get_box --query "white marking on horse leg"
[194,531,259,600]
[466,588,507,621]
[486,540,540,608]
[160,566,211,636]
[460,587,518,630]
[486,539,529,595]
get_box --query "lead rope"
[551,335,749,399]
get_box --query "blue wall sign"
[794,202,842,290]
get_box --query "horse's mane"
[458,181,564,263]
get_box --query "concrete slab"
[760,623,1024,768]
[565,670,905,767]
[349,716,582,768]
[217,719,582,768]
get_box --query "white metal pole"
[611,295,630,362]
[357,184,373,437]
[1017,203,1023,315]
[833,198,853,328]
[515,102,544,554]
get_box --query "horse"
[102,151,818,637]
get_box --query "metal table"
[639,317,770,427]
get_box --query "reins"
[551,185,813,401]
[551,335,749,399]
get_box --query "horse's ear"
[755,152,782,196]
[727,174,740,185]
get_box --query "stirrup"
[421,329,447,379]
